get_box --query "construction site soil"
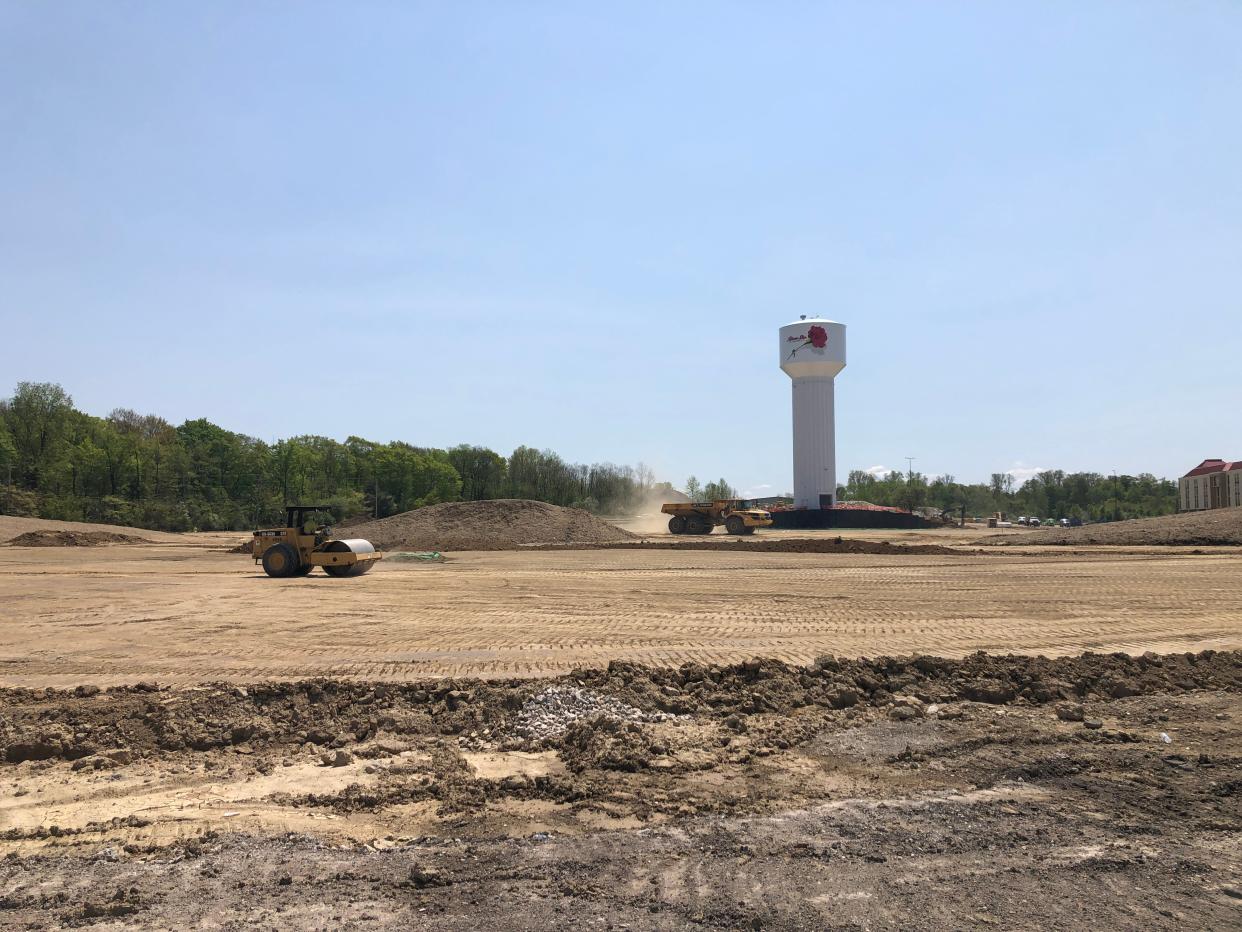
[0,515,178,545]
[1,652,1238,929]
[976,508,1242,547]
[343,499,637,552]
[4,530,146,547]
[541,537,969,556]
[2,517,1241,927]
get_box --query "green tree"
[3,382,74,489]
[0,420,17,485]
[447,445,507,500]
[702,477,736,500]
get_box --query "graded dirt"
[2,542,1240,686]
[544,536,969,555]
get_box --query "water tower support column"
[791,376,836,509]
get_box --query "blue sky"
[2,2,1239,495]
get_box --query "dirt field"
[1,653,1239,928]
[2,525,1240,928]
[1,537,1240,686]
[975,508,1242,547]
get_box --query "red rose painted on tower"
[787,324,829,359]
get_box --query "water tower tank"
[779,317,847,509]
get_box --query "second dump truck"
[661,499,774,535]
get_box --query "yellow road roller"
[251,505,382,578]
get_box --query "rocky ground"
[1,651,1239,929]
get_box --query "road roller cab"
[251,505,382,578]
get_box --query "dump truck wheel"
[668,516,687,534]
[725,516,746,535]
[261,543,299,578]
[690,519,713,534]
[742,525,756,535]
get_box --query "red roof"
[1183,459,1242,478]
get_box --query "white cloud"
[741,483,773,497]
[1006,463,1048,483]
[864,465,892,478]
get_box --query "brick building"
[1179,459,1242,511]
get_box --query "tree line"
[838,468,1178,522]
[0,382,1180,532]
[683,476,738,501]
[0,382,675,531]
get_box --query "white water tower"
[779,317,847,509]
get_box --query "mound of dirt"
[344,499,636,551]
[6,530,146,547]
[2,649,1236,765]
[975,509,1242,547]
[0,515,173,544]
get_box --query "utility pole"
[905,457,915,478]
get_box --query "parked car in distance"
[1027,517,1040,527]
[1069,517,1084,527]
[1017,516,1028,525]
[1059,518,1071,527]
[1044,518,1056,527]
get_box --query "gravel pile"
[514,685,676,740]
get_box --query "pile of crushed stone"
[344,499,636,551]
[975,508,1242,547]
[6,530,145,547]
[514,685,678,740]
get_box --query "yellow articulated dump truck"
[660,499,774,536]
[251,505,383,578]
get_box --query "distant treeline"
[838,468,1178,522]
[0,382,675,531]
[0,382,1179,532]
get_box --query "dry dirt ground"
[1,537,1240,685]
[974,508,1242,547]
[1,525,1241,928]
[0,653,1239,929]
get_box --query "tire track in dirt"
[1,547,1240,686]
